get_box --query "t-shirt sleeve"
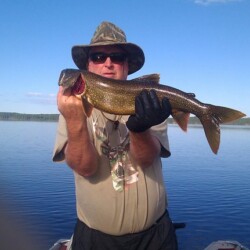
[52,114,68,162]
[150,119,171,158]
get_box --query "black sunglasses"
[89,52,127,64]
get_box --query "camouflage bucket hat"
[71,21,145,75]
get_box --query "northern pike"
[58,68,246,154]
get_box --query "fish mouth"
[72,75,85,95]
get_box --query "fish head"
[58,69,87,98]
[58,69,79,88]
[58,69,93,116]
[71,74,86,98]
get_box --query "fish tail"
[199,105,246,154]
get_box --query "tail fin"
[199,105,246,154]
[209,105,246,124]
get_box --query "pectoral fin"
[171,109,190,131]
[81,97,93,117]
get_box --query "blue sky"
[0,0,249,117]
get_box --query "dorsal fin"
[131,74,160,85]
[81,97,93,117]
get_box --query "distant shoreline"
[0,112,59,122]
[0,112,249,125]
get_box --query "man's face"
[87,46,129,80]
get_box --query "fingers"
[57,86,69,105]
[149,89,161,112]
[57,86,64,97]
[140,90,151,113]
[137,89,171,119]
[128,89,172,133]
[162,97,172,117]
[137,89,161,114]
[58,86,72,97]
[57,86,64,106]
[127,89,170,133]
[135,95,144,118]
[57,86,82,112]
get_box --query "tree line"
[0,112,59,121]
[0,112,249,125]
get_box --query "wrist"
[127,126,149,133]
[126,118,150,133]
[66,118,87,140]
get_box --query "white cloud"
[26,92,56,105]
[27,92,43,97]
[194,0,242,5]
[27,92,56,97]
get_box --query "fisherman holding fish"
[53,21,178,250]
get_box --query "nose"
[104,57,113,67]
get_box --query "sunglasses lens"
[89,53,127,64]
[89,53,106,63]
[110,53,127,63]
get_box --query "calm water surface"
[0,121,249,250]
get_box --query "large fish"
[58,68,246,154]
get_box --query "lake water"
[0,121,249,250]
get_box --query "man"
[53,21,177,250]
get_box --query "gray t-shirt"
[53,109,170,235]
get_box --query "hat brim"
[71,42,145,75]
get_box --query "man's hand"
[126,89,171,133]
[57,86,86,123]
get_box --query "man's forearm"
[65,120,99,177]
[129,130,161,168]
